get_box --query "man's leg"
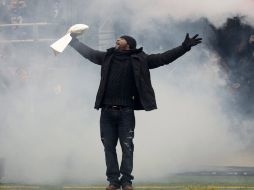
[118,108,135,187]
[100,108,121,187]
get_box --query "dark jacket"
[70,38,189,111]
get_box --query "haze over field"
[0,0,254,184]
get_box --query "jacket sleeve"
[69,38,105,66]
[147,45,189,69]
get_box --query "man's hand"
[182,33,202,51]
[70,32,79,38]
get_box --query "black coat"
[70,38,189,111]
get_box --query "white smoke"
[0,0,254,184]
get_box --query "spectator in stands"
[0,0,9,24]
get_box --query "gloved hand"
[70,33,79,38]
[182,33,202,51]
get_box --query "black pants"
[100,107,135,186]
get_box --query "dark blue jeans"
[100,107,135,187]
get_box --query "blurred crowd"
[0,0,64,39]
[0,0,63,24]
[0,1,70,101]
[0,0,27,25]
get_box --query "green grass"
[165,175,254,185]
[1,176,254,190]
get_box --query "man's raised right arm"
[69,37,105,66]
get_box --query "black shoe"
[106,184,120,190]
[122,184,133,190]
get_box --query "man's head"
[115,35,136,50]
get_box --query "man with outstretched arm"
[69,33,202,190]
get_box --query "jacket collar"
[106,47,143,55]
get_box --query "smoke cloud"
[0,0,254,184]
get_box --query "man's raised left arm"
[147,33,202,69]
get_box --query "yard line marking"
[135,186,184,189]
[63,186,254,189]
[63,186,184,189]
[0,186,40,189]
[208,186,254,189]
[63,187,105,189]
